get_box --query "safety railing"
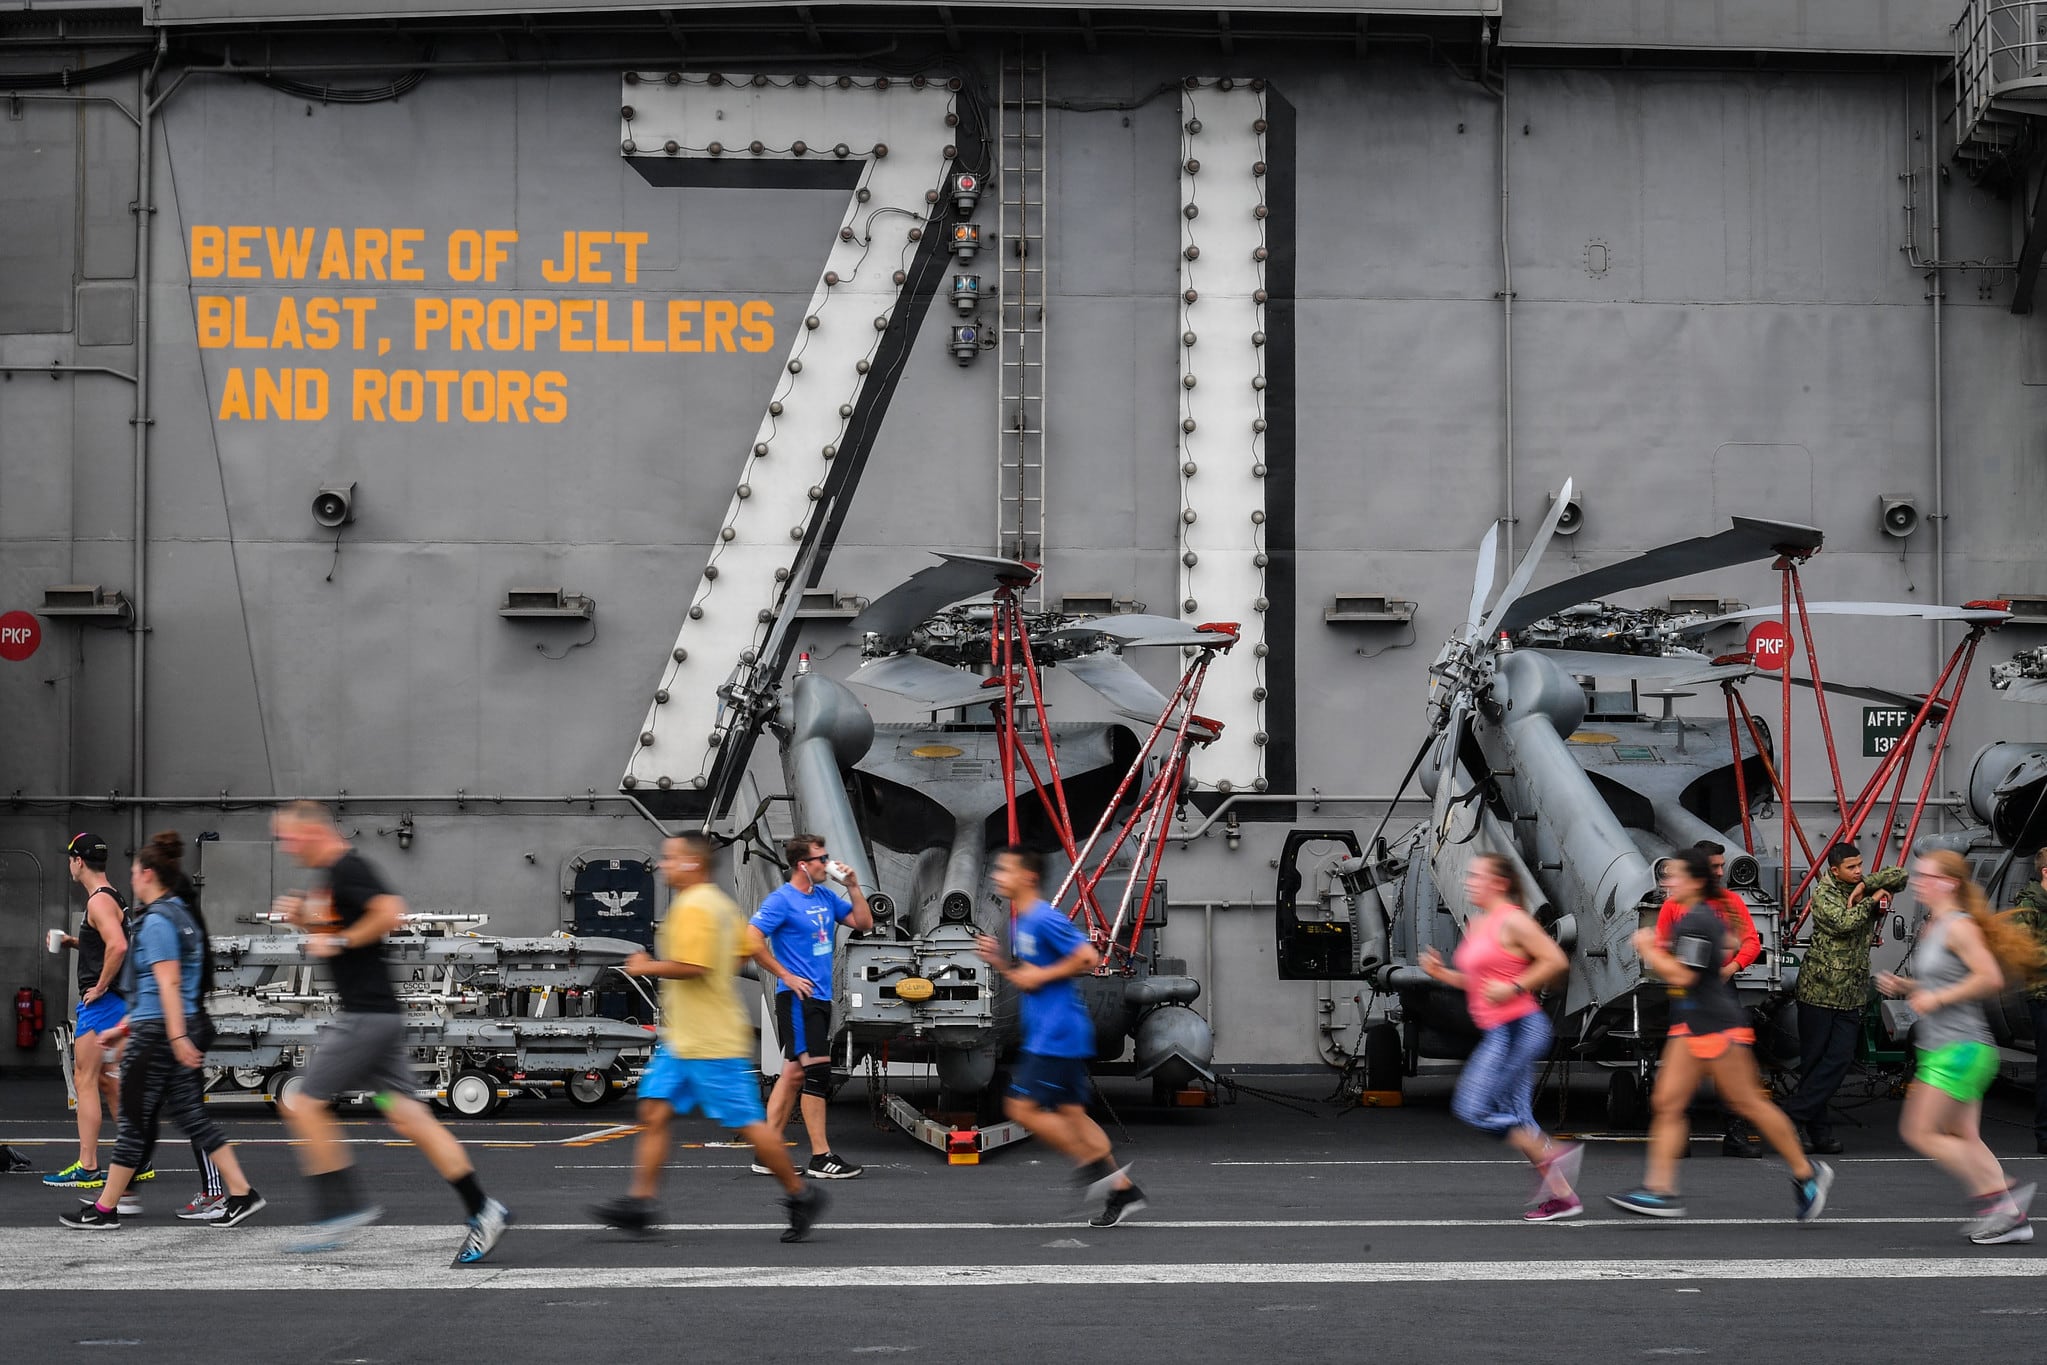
[1953,0,2047,147]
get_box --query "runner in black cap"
[43,834,132,1193]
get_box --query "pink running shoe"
[1524,1195,1584,1222]
[1531,1140,1585,1204]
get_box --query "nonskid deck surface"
[5,1073,2044,1363]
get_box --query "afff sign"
[1863,706,1913,758]
[1746,620,1792,672]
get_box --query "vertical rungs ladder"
[997,46,1048,607]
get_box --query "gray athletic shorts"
[303,1011,416,1103]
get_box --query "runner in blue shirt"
[976,845,1147,1226]
[746,833,874,1180]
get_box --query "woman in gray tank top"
[1878,850,2046,1245]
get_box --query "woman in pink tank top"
[1421,853,1581,1220]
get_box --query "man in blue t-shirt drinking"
[976,845,1147,1227]
[746,833,874,1180]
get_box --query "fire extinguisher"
[15,987,46,1050]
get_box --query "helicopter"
[688,551,1230,1151]
[1274,481,1829,1123]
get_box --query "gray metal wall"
[4,43,2043,1069]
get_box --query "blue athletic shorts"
[637,1047,766,1129]
[1008,1052,1092,1111]
[76,993,127,1038]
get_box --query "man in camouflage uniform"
[1782,843,1907,1154]
[2010,852,2047,1155]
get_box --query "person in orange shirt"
[1655,842,1762,1157]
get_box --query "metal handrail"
[1953,0,2047,144]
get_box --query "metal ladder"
[996,47,1048,605]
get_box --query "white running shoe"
[453,1198,513,1267]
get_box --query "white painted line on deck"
[1215,1155,2047,1167]
[0,1228,2035,1293]
[1213,1159,1525,1167]
[0,1215,1969,1239]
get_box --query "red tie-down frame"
[1711,545,2003,940]
[979,564,1238,968]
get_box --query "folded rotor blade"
[1524,647,1726,681]
[1478,476,1575,641]
[1063,651,1173,720]
[850,553,1039,639]
[1466,522,1501,636]
[1495,516,1824,636]
[1684,601,2012,632]
[846,654,1000,711]
[1052,613,1230,649]
[1786,674,1950,717]
[1661,663,1757,689]
[1997,678,2047,705]
[1429,698,1469,850]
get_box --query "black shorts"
[774,992,833,1062]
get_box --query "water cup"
[46,928,66,954]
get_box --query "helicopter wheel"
[1605,1068,1645,1130]
[1354,1023,1405,1098]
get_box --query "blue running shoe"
[43,1162,104,1189]
[453,1198,513,1266]
[1608,1188,1687,1218]
[1793,1161,1834,1223]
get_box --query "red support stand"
[1722,681,1756,856]
[981,585,1237,966]
[1789,566,1851,830]
[1779,565,1795,922]
[1779,631,1983,938]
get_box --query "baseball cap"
[66,832,110,867]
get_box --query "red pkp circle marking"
[0,610,40,662]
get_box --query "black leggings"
[111,1020,227,1172]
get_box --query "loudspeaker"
[1879,495,1919,539]
[313,483,357,529]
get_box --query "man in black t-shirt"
[272,801,512,1265]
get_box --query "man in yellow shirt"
[590,833,825,1242]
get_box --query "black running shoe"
[807,1152,863,1180]
[590,1196,657,1233]
[782,1183,828,1243]
[59,1200,120,1231]
[1089,1183,1147,1228]
[213,1190,267,1229]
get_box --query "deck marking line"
[0,1243,2038,1292]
